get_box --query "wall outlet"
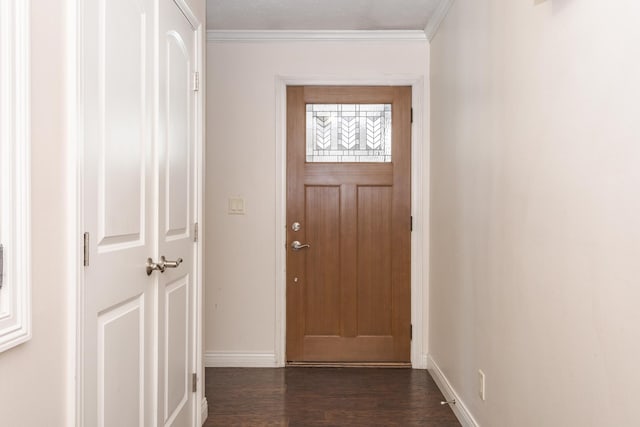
[478,369,486,401]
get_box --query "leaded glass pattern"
[306,104,392,162]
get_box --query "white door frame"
[65,0,205,425]
[274,75,428,369]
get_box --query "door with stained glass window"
[286,86,411,363]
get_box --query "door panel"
[157,2,197,426]
[99,0,146,246]
[165,33,191,237]
[164,277,189,425]
[357,186,393,336]
[83,0,154,424]
[98,297,145,427]
[286,86,411,363]
[304,186,341,336]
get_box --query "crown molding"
[424,0,454,41]
[206,29,428,42]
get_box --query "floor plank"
[205,367,461,426]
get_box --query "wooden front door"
[286,86,412,363]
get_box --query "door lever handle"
[146,256,183,276]
[146,257,165,275]
[160,256,183,269]
[291,241,311,251]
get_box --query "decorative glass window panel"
[306,104,392,163]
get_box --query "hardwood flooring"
[205,367,461,426]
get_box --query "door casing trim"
[275,75,428,368]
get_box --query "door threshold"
[286,362,412,368]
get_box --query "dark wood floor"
[205,367,460,426]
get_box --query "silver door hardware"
[192,72,200,92]
[293,277,299,283]
[83,232,90,266]
[291,241,310,251]
[194,222,199,242]
[192,373,197,392]
[146,257,164,275]
[160,256,183,269]
[291,222,301,232]
[146,256,183,275]
[0,244,3,289]
[440,399,456,406]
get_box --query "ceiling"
[206,0,445,31]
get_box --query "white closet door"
[82,0,199,424]
[156,1,198,425]
[82,0,156,425]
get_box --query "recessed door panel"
[304,186,341,336]
[165,34,190,239]
[98,296,145,427]
[163,277,189,425]
[357,186,393,336]
[99,0,146,248]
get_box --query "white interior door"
[82,0,155,425]
[82,0,198,426]
[156,1,198,426]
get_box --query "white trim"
[200,397,208,425]
[427,354,480,427]
[274,75,427,368]
[0,0,31,354]
[207,30,428,42]
[66,0,82,425]
[185,5,205,427]
[410,77,427,370]
[424,0,454,41]
[204,352,279,368]
[172,0,199,30]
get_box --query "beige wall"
[0,0,69,424]
[430,0,640,426]
[205,40,429,359]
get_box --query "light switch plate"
[228,197,246,215]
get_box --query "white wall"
[430,0,640,426]
[0,0,69,424]
[205,40,430,362]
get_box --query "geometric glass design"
[306,104,392,162]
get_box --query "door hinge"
[411,108,413,123]
[192,71,200,92]
[83,232,90,267]
[194,222,199,242]
[410,216,413,232]
[0,244,4,289]
[410,324,413,340]
[192,373,197,393]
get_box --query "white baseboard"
[204,352,278,368]
[201,397,208,425]
[420,353,429,369]
[427,354,480,427]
